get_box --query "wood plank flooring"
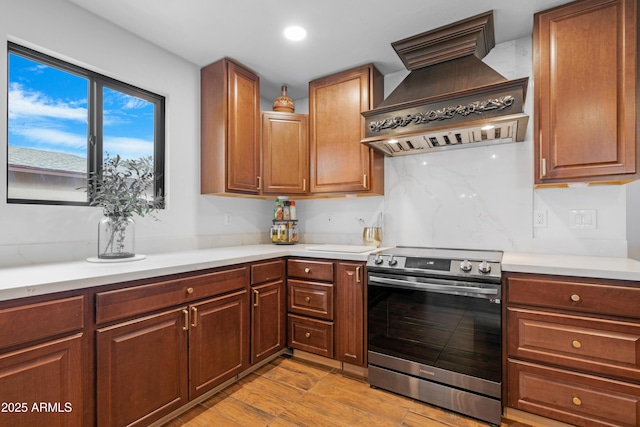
[162,356,531,427]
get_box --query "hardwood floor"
[162,356,531,427]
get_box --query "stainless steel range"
[366,247,503,426]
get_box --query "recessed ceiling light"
[481,124,495,131]
[284,26,307,41]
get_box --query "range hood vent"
[362,11,529,157]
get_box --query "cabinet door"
[189,289,249,399]
[97,308,188,427]
[335,262,365,366]
[262,112,309,194]
[201,58,260,195]
[251,280,286,364]
[534,0,637,185]
[309,64,384,194]
[0,334,83,427]
[227,61,261,193]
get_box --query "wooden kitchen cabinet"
[250,259,286,364]
[286,258,367,366]
[0,294,86,427]
[262,112,309,195]
[335,261,366,366]
[533,0,638,186]
[201,57,261,195]
[95,265,250,427]
[189,289,250,399]
[504,272,640,427]
[96,308,188,427]
[309,64,384,195]
[287,258,335,357]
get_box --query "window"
[7,42,165,205]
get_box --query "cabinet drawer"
[507,359,640,427]
[508,307,640,382]
[0,295,84,350]
[288,314,334,358]
[288,259,333,282]
[288,279,334,320]
[96,266,249,324]
[507,274,640,319]
[251,259,285,285]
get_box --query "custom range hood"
[362,11,529,157]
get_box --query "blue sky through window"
[8,54,89,159]
[8,53,155,162]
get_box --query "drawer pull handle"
[304,268,310,273]
[572,397,582,406]
[572,340,582,349]
[305,332,311,338]
[356,266,361,283]
[254,289,260,307]
[186,287,194,294]
[305,296,311,303]
[570,294,581,302]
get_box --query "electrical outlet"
[224,213,231,225]
[533,210,547,228]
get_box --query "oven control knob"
[374,254,383,265]
[460,260,472,272]
[478,261,492,274]
[388,256,398,266]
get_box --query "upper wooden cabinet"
[201,58,261,195]
[534,0,638,186]
[309,64,384,195]
[262,112,309,195]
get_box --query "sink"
[305,244,378,253]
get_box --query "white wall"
[0,2,631,267]
[299,37,628,257]
[0,0,272,266]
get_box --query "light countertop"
[2,245,640,303]
[502,251,640,281]
[0,244,384,302]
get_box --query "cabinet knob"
[304,268,310,273]
[305,296,311,303]
[572,340,582,349]
[572,397,582,406]
[570,294,580,302]
[305,332,311,338]
[186,287,194,294]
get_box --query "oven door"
[367,272,502,386]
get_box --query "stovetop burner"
[366,246,503,283]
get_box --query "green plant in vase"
[87,154,163,259]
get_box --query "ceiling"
[67,0,573,102]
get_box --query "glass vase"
[98,216,135,259]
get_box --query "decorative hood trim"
[361,11,529,157]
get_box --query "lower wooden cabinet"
[96,266,250,427]
[251,280,286,364]
[505,272,640,427]
[251,259,286,365]
[0,293,86,427]
[286,258,366,366]
[508,359,640,427]
[97,309,188,427]
[335,262,365,366]
[0,334,84,427]
[189,289,250,399]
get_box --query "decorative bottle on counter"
[290,201,297,220]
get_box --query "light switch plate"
[570,210,596,229]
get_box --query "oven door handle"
[368,275,500,297]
